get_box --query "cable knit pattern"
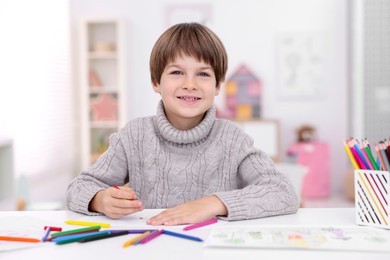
[66,100,299,220]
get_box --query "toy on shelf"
[287,125,330,198]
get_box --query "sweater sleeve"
[213,136,299,221]
[66,131,129,215]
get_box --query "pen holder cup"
[354,170,390,230]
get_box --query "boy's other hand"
[146,195,227,226]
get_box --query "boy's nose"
[182,77,197,90]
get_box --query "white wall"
[0,0,75,208]
[70,0,350,195]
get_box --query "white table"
[0,208,388,260]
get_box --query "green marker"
[51,226,101,238]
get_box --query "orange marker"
[0,236,41,243]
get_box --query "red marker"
[113,186,119,189]
[44,226,62,231]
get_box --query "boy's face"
[153,54,220,130]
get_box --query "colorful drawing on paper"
[219,64,262,120]
[206,226,390,253]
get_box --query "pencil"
[363,140,379,170]
[349,143,365,169]
[375,144,386,171]
[353,141,370,169]
[65,220,110,228]
[123,231,150,248]
[342,139,359,169]
[379,143,390,171]
[0,236,41,243]
[360,143,374,170]
[183,218,218,231]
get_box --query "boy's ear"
[215,83,221,96]
[152,80,161,93]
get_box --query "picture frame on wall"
[276,32,326,100]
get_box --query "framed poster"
[276,32,326,99]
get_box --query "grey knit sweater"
[66,101,299,221]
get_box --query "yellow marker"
[65,220,111,228]
[123,231,150,248]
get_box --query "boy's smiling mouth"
[177,96,201,102]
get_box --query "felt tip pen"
[108,229,157,234]
[123,231,151,248]
[162,230,203,242]
[183,218,218,231]
[44,226,62,232]
[65,220,111,228]
[51,226,101,238]
[0,236,41,243]
[139,230,163,244]
[54,231,110,245]
[41,227,51,242]
[78,230,129,243]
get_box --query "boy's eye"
[170,71,182,75]
[198,72,210,77]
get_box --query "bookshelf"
[80,18,126,169]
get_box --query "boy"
[67,22,299,225]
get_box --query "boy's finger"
[111,188,136,200]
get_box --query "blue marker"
[162,230,203,242]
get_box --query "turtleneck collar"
[155,100,216,146]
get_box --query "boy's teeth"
[180,97,199,101]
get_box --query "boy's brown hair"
[150,22,228,87]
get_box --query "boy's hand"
[147,195,227,226]
[89,185,144,219]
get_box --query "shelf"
[90,121,119,128]
[88,52,117,59]
[80,18,126,169]
[89,86,119,94]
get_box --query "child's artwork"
[206,226,390,253]
[219,64,262,120]
[276,32,325,99]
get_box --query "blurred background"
[0,0,389,211]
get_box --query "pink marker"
[139,230,163,244]
[183,218,218,231]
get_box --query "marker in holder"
[354,170,390,230]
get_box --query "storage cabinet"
[233,120,280,162]
[80,19,126,169]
